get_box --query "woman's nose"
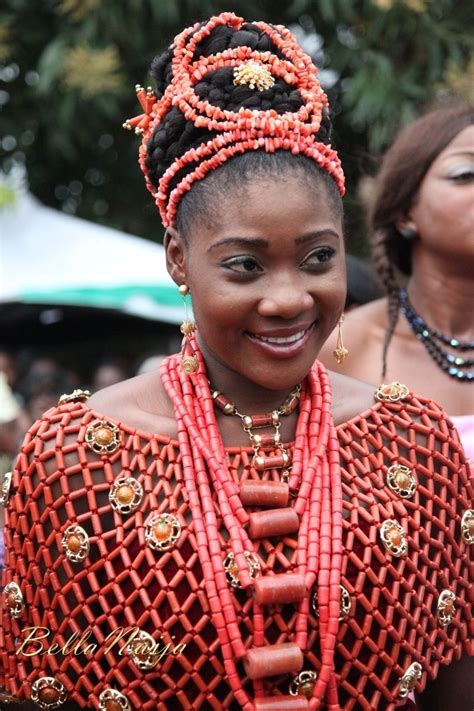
[257,279,315,320]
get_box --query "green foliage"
[1,0,471,251]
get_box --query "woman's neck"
[407,249,474,340]
[199,342,301,415]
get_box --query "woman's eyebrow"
[208,230,340,253]
[295,230,340,244]
[208,237,269,252]
[442,150,474,159]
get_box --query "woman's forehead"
[188,173,341,241]
[435,125,474,162]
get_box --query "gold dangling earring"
[333,312,349,364]
[178,284,199,374]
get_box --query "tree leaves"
[1,0,471,247]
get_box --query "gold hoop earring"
[333,313,349,364]
[178,285,199,374]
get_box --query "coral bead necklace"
[160,335,344,709]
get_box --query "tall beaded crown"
[124,12,345,227]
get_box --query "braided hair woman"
[1,14,472,711]
[320,106,474,461]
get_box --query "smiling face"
[407,125,474,261]
[166,167,346,398]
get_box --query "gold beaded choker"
[211,385,302,481]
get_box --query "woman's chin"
[198,328,324,392]
[237,355,320,392]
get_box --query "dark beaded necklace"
[400,289,474,381]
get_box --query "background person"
[320,105,474,458]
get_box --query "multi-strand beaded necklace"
[160,335,343,710]
[400,289,474,381]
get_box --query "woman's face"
[409,125,474,260]
[168,171,346,393]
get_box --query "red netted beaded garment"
[0,379,472,710]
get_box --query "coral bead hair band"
[124,12,345,228]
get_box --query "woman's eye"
[223,257,262,274]
[448,168,474,182]
[302,247,336,266]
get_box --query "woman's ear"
[164,227,187,286]
[395,215,418,237]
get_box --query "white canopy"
[0,192,183,323]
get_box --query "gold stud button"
[312,584,352,621]
[31,677,67,709]
[125,629,160,670]
[61,524,90,562]
[379,519,408,557]
[386,464,417,499]
[398,661,422,698]
[98,688,131,711]
[145,513,181,551]
[289,670,318,698]
[375,382,409,402]
[437,589,456,627]
[461,509,474,544]
[58,389,91,405]
[223,551,261,589]
[4,582,24,618]
[0,470,12,505]
[85,420,121,455]
[96,428,114,446]
[109,477,143,514]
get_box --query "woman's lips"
[245,322,317,358]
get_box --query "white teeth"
[254,329,307,345]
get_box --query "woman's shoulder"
[328,368,460,443]
[5,374,177,492]
[337,298,390,348]
[13,372,178,466]
[328,369,377,426]
[86,370,178,439]
[12,365,465,461]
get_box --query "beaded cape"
[0,386,472,710]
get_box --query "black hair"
[145,20,342,237]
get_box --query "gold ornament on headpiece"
[233,61,275,91]
[123,85,157,135]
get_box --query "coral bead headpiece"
[124,12,345,228]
